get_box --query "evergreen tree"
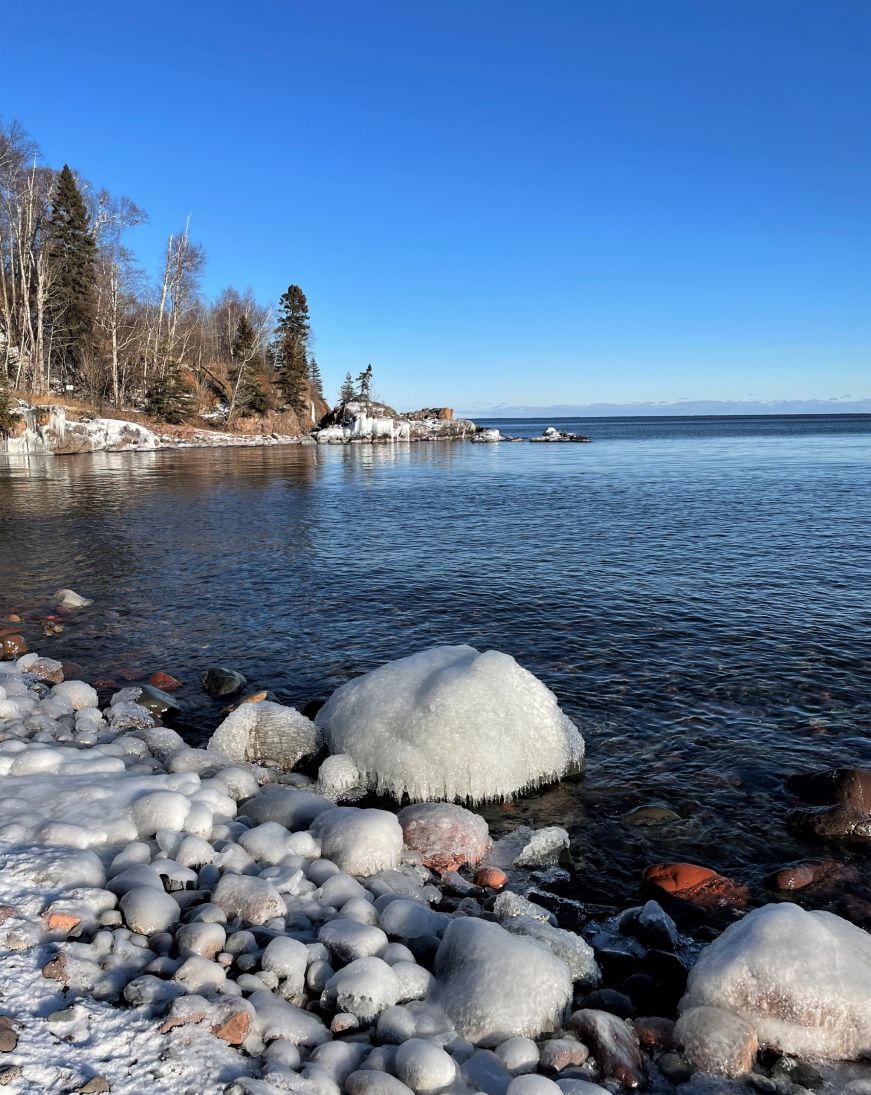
[0,372,16,437]
[271,284,310,415]
[45,165,97,385]
[144,363,195,424]
[340,372,355,404]
[229,314,270,416]
[307,355,323,399]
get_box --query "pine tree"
[0,372,16,437]
[307,355,324,399]
[229,315,270,417]
[144,363,195,424]
[45,165,97,386]
[271,284,310,415]
[340,372,355,404]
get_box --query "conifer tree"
[307,355,323,399]
[340,372,355,404]
[144,363,194,424]
[0,372,16,437]
[271,284,310,415]
[229,314,270,417]
[45,165,97,385]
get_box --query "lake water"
[2,414,870,908]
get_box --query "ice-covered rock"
[51,680,98,711]
[213,873,288,925]
[485,826,570,869]
[680,902,871,1060]
[430,918,572,1042]
[311,807,404,876]
[322,957,400,1021]
[398,802,491,873]
[315,646,584,803]
[54,588,93,608]
[394,1039,457,1093]
[119,887,181,934]
[209,700,322,769]
[318,753,361,799]
[501,917,600,987]
[674,1005,758,1077]
[243,786,333,830]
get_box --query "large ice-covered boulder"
[680,903,871,1060]
[315,646,584,803]
[429,917,572,1043]
[208,700,321,770]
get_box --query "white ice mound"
[430,917,572,1043]
[680,902,871,1060]
[315,645,584,803]
[208,700,321,769]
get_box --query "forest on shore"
[0,119,340,432]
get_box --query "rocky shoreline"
[0,596,869,1094]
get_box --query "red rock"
[474,867,509,890]
[118,667,144,682]
[41,953,69,982]
[159,1010,208,1034]
[3,615,22,624]
[148,671,184,690]
[767,858,852,892]
[644,863,748,908]
[634,1016,676,1051]
[45,912,80,934]
[0,635,27,660]
[398,802,491,874]
[211,1009,251,1044]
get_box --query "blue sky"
[2,0,869,411]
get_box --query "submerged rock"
[315,645,584,804]
[786,768,871,839]
[201,666,247,697]
[643,863,748,908]
[680,903,871,1060]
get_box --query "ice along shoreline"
[0,605,869,1093]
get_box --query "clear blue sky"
[3,0,869,411]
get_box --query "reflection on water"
[1,415,870,906]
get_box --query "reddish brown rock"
[27,658,64,684]
[159,1009,208,1034]
[0,635,27,660]
[644,863,748,908]
[539,1037,590,1072]
[0,1016,18,1054]
[634,1015,676,1051]
[148,671,184,691]
[0,907,16,927]
[398,802,491,874]
[474,867,509,890]
[93,679,118,689]
[45,911,80,934]
[42,953,69,982]
[2,614,22,624]
[569,1009,646,1088]
[60,660,88,680]
[766,858,854,892]
[211,1009,251,1045]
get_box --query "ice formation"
[398,802,492,873]
[310,807,404,876]
[680,902,871,1060]
[209,700,322,769]
[315,645,584,803]
[430,918,573,1042]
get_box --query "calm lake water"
[2,414,870,907]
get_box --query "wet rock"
[485,826,571,870]
[765,858,855,892]
[148,671,184,690]
[643,862,748,908]
[580,988,635,1019]
[567,1009,646,1089]
[633,1016,675,1052]
[134,684,182,717]
[475,867,509,890]
[675,1005,758,1077]
[25,657,64,683]
[787,768,871,839]
[656,1052,693,1084]
[398,802,491,873]
[201,666,247,697]
[538,1037,589,1072]
[0,634,27,659]
[622,804,682,827]
[618,901,678,951]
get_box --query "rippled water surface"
[2,414,870,907]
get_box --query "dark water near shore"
[1,414,870,911]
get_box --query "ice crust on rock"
[398,802,491,873]
[430,918,572,1042]
[311,807,404,876]
[323,957,401,1021]
[315,645,584,803]
[680,902,871,1060]
[209,700,322,769]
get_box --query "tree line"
[0,119,328,426]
